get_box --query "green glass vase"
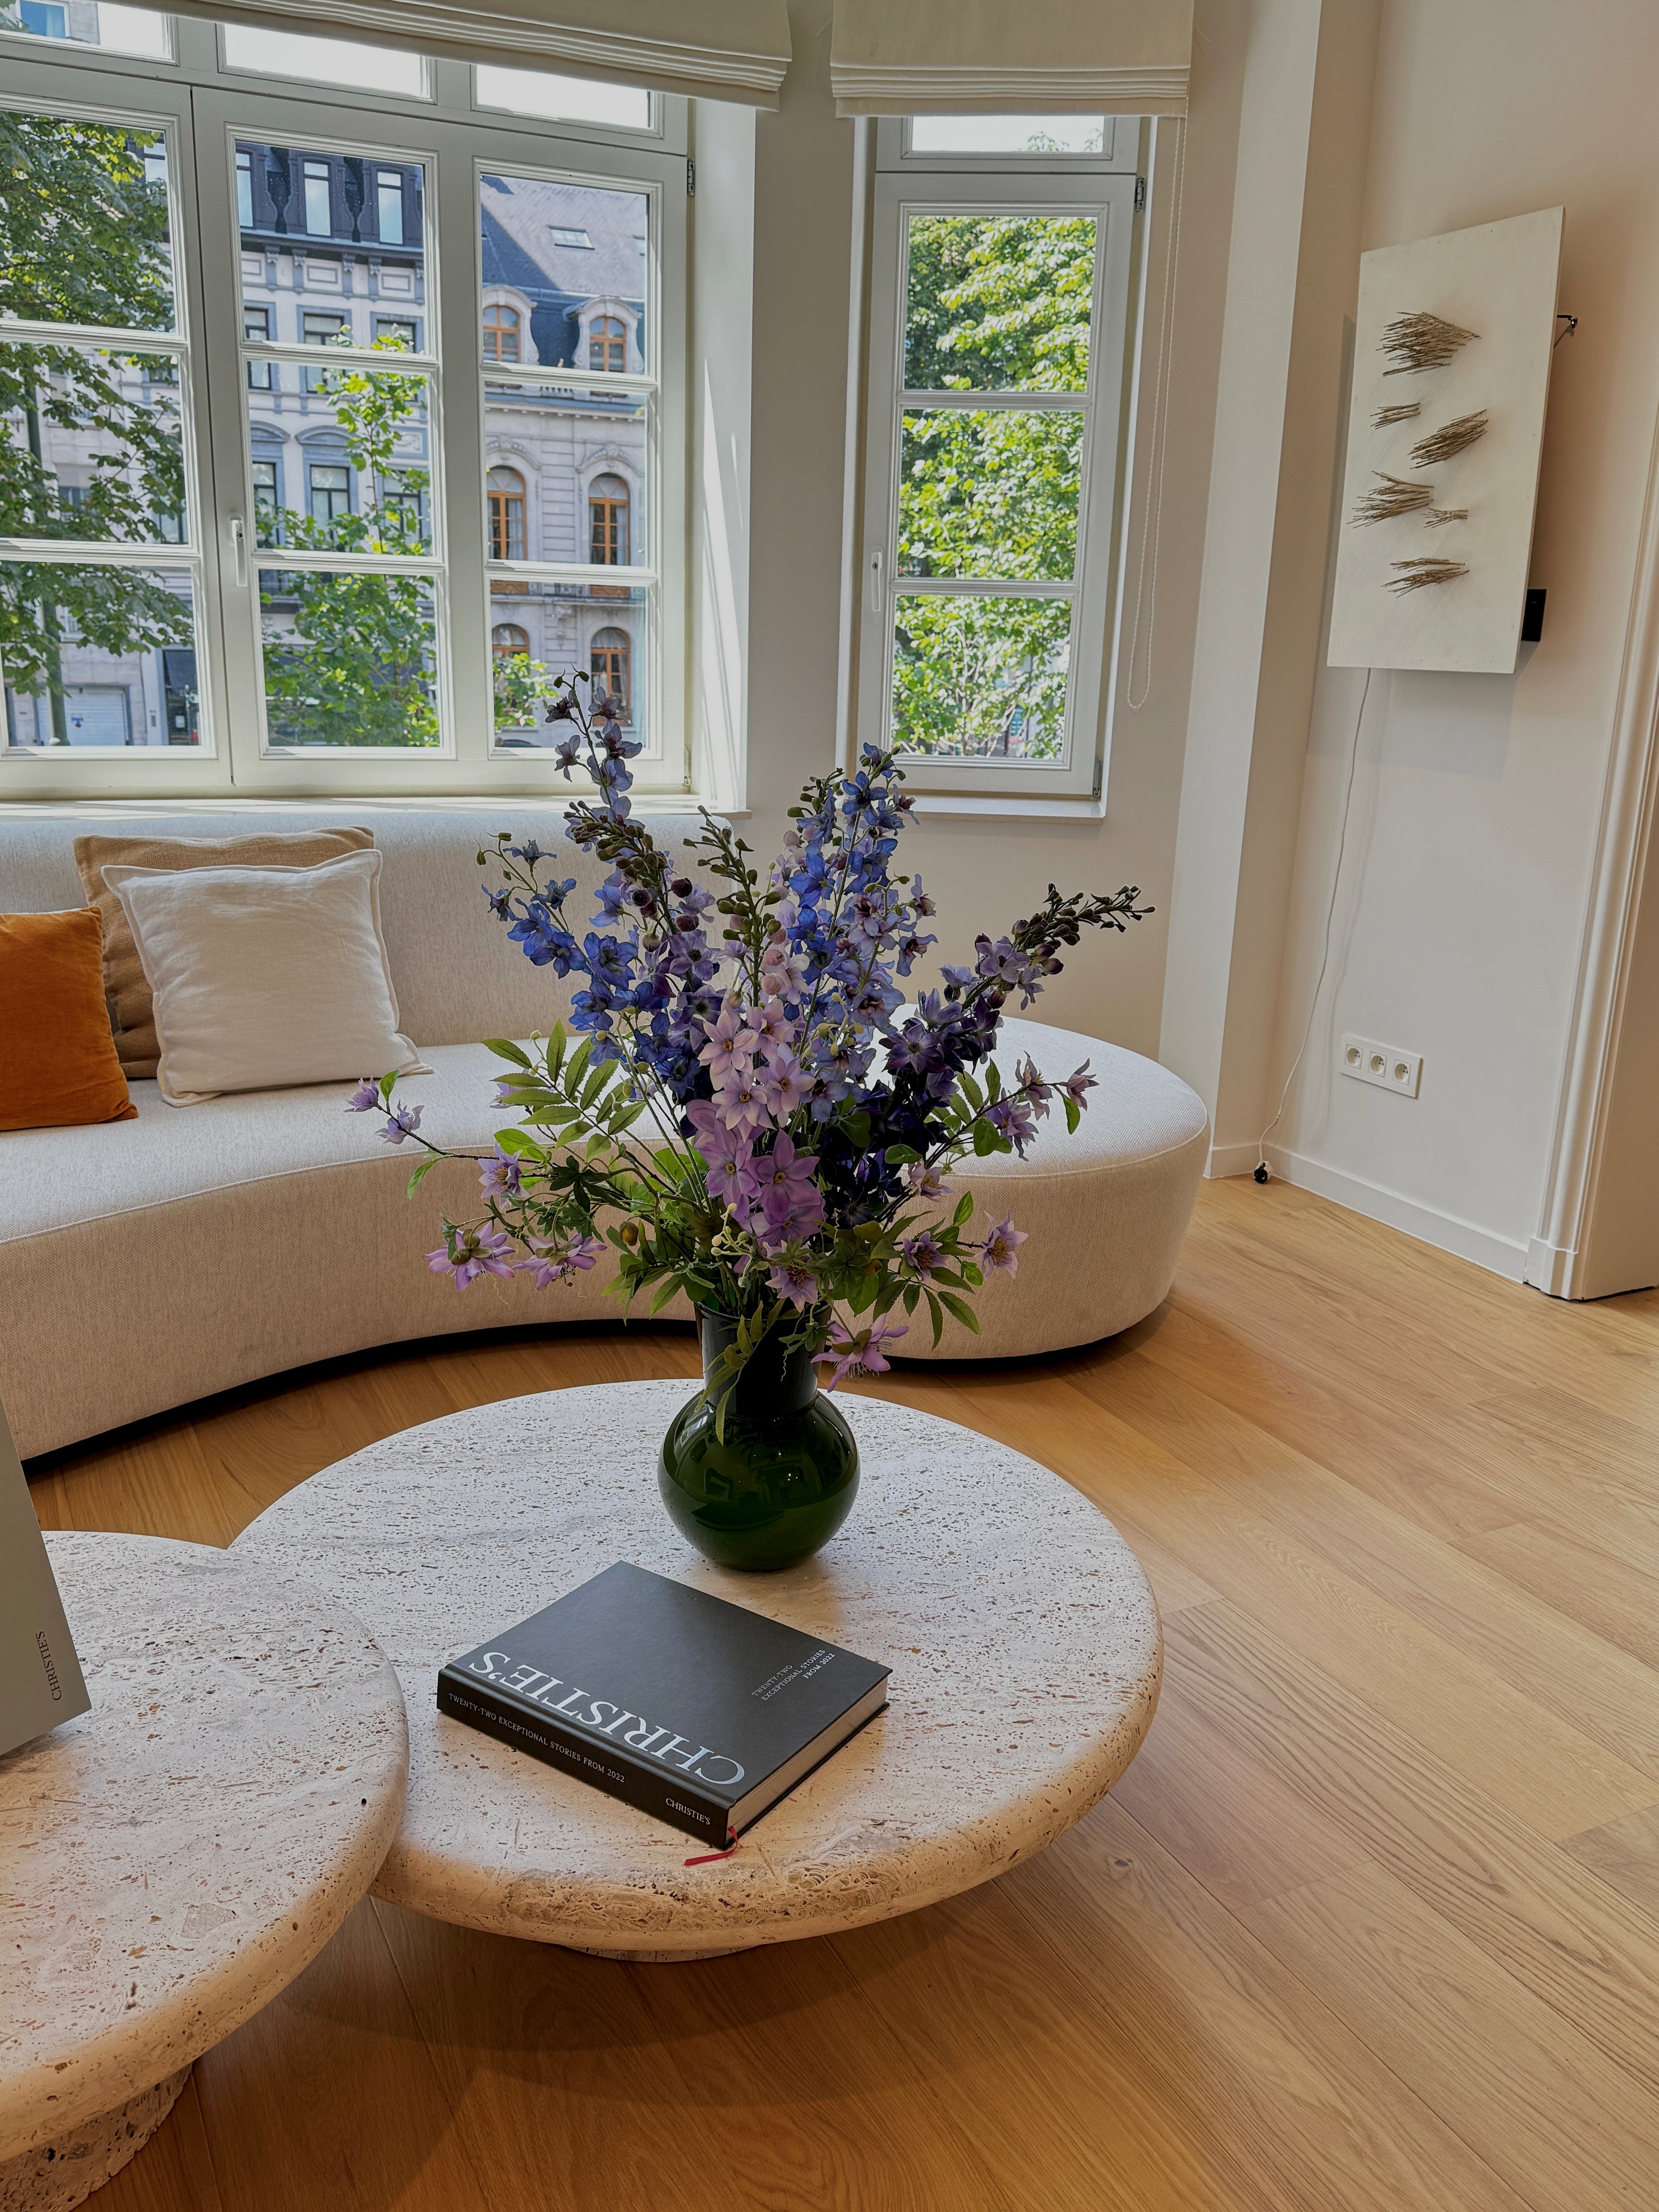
[658,1309,859,1571]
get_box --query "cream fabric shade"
[165,0,793,105]
[830,0,1191,117]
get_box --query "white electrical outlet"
[1340,1033,1423,1098]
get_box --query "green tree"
[0,110,189,742]
[893,214,1096,761]
[259,336,440,748]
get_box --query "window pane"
[904,214,1094,394]
[2,341,186,544]
[248,363,432,554]
[891,594,1070,762]
[907,117,1107,156]
[258,568,439,749]
[0,2,170,58]
[2,561,200,747]
[0,110,176,333]
[489,584,645,746]
[475,66,651,132]
[484,383,646,567]
[236,142,426,315]
[480,174,648,373]
[220,24,429,100]
[898,405,1081,583]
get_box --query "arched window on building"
[588,473,630,566]
[483,303,522,364]
[588,315,626,373]
[591,626,631,719]
[491,623,530,658]
[487,466,526,561]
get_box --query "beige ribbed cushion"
[74,826,374,1077]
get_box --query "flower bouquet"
[351,673,1147,1567]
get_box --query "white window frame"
[854,117,1143,801]
[0,18,690,799]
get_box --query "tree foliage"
[0,112,190,725]
[892,214,1096,762]
[258,336,439,748]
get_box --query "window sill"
[0,790,722,821]
[907,791,1107,821]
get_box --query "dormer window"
[549,226,593,249]
[588,315,626,373]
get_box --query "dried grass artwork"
[1386,557,1470,594]
[1381,311,1479,375]
[1424,508,1469,527]
[1351,472,1436,526]
[1372,401,1423,427]
[1409,410,1491,467]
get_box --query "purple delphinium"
[812,1312,908,1388]
[345,1078,381,1114]
[379,1103,423,1145]
[426,1224,515,1288]
[980,1214,1028,1277]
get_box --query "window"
[588,314,626,372]
[2,36,687,791]
[482,302,521,364]
[591,624,630,717]
[476,66,652,134]
[2,1,168,54]
[377,170,404,245]
[588,473,629,565]
[302,158,330,235]
[487,467,526,561]
[549,226,593,249]
[219,23,430,101]
[855,121,1142,798]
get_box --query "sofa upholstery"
[0,806,1207,1458]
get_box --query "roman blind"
[830,0,1192,118]
[165,0,793,104]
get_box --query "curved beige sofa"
[0,807,1206,1458]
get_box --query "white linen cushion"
[102,850,428,1106]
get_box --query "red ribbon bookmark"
[683,1835,740,1866]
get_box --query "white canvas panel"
[1328,207,1564,675]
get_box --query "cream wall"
[1262,0,1659,1277]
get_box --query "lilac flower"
[762,1048,812,1117]
[906,1160,953,1202]
[985,1094,1038,1155]
[1016,1056,1053,1117]
[750,1131,817,1206]
[746,1000,793,1052]
[715,1067,769,1135]
[379,1103,424,1145]
[812,1312,908,1389]
[698,1002,754,1083]
[766,1256,820,1309]
[478,1147,523,1199]
[758,1178,825,1244]
[345,1078,381,1114]
[519,1232,604,1289]
[426,1223,515,1289]
[901,1229,947,1280]
[1062,1061,1097,1106]
[706,1147,758,1209]
[980,1214,1028,1277]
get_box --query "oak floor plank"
[1561,1802,1659,1922]
[1244,1859,1659,2212]
[1457,1512,1659,1673]
[1168,1602,1659,2099]
[933,1374,1658,1842]
[1008,1799,1530,2212]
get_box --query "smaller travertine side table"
[234,1381,1162,1963]
[0,1533,406,2212]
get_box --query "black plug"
[1253,1163,1270,1185]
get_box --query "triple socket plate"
[1340,1033,1423,1098]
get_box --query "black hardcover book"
[437,1562,891,1848]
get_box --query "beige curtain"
[830,0,1191,118]
[164,0,793,104]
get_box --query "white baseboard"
[1206,1139,1264,1180]
[1525,1234,1579,1296]
[1216,1144,1530,1283]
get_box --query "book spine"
[436,1673,733,1848]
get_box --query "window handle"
[868,547,885,617]
[228,514,247,588]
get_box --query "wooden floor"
[29,1174,1659,2212]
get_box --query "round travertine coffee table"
[0,1533,406,2212]
[232,1381,1161,1963]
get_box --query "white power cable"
[1255,665,1374,1183]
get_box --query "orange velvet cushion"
[0,909,137,1133]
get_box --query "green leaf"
[959,1072,985,1113]
[885,1144,921,1165]
[493,1127,545,1157]
[952,1191,975,1229]
[485,1038,532,1068]
[1064,1094,1081,1135]
[405,1154,440,1194]
[925,1290,944,1349]
[649,1277,684,1316]
[937,1290,980,1333]
[986,1059,1003,1102]
[973,1119,1003,1156]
